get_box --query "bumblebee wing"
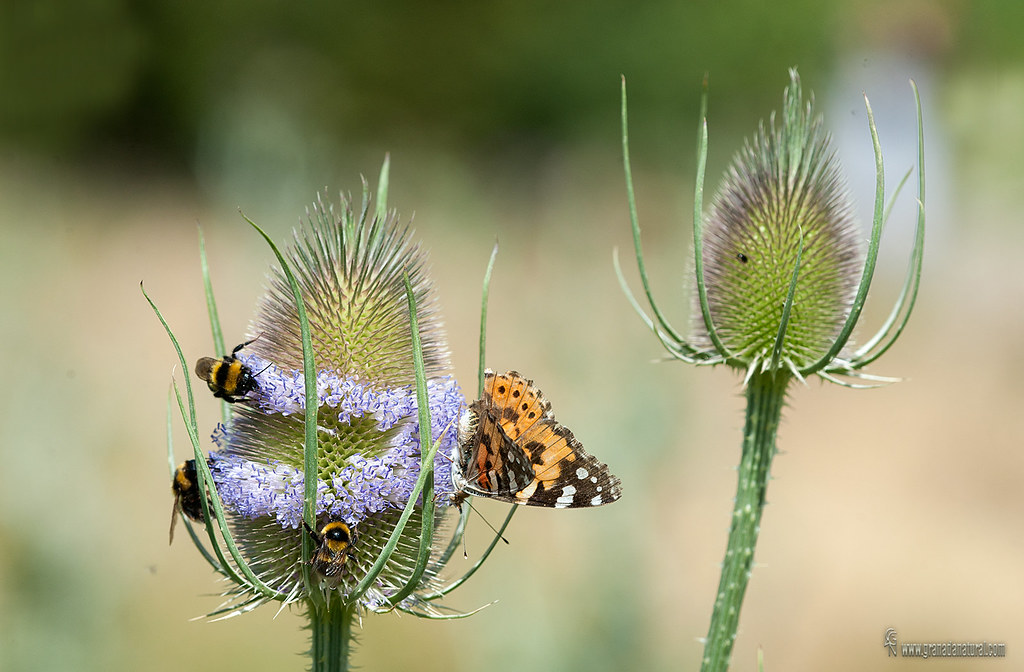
[169,500,180,545]
[195,357,217,380]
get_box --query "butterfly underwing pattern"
[451,370,622,509]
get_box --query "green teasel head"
[699,72,861,372]
[618,69,925,387]
[146,162,507,622]
[250,195,450,385]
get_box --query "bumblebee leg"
[302,520,322,545]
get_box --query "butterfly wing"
[456,370,622,508]
[481,370,621,508]
[484,370,552,440]
[513,417,622,508]
[457,401,537,502]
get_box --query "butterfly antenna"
[467,499,510,545]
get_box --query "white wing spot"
[555,484,577,508]
[576,467,589,480]
[590,495,603,506]
[590,476,598,483]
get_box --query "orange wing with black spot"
[454,371,621,508]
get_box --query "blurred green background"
[2,1,1023,670]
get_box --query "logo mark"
[884,628,898,657]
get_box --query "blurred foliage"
[1,4,1022,670]
[3,0,1017,168]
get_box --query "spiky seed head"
[206,192,464,613]
[698,70,862,373]
[251,195,450,385]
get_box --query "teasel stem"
[701,372,787,672]
[310,597,357,672]
[240,215,354,669]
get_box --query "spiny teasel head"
[252,194,450,385]
[619,68,924,388]
[698,69,862,377]
[203,191,466,615]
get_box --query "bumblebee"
[303,520,357,581]
[194,338,260,403]
[169,459,207,544]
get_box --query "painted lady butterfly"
[451,370,622,509]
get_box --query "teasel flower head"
[618,69,926,388]
[213,190,470,614]
[145,164,494,647]
[698,72,860,377]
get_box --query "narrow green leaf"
[385,271,438,606]
[144,284,244,582]
[198,226,230,426]
[152,242,288,602]
[800,92,886,376]
[613,248,704,364]
[172,380,288,600]
[166,388,224,573]
[846,80,926,369]
[376,154,391,224]
[142,283,198,431]
[845,168,912,358]
[241,213,322,608]
[769,227,803,374]
[399,601,495,620]
[473,237,517,551]
[691,78,733,362]
[421,504,517,600]
[620,75,694,354]
[432,502,471,570]
[478,241,499,396]
[348,411,445,602]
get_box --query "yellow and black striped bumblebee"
[303,520,357,582]
[195,338,260,403]
[169,459,208,544]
